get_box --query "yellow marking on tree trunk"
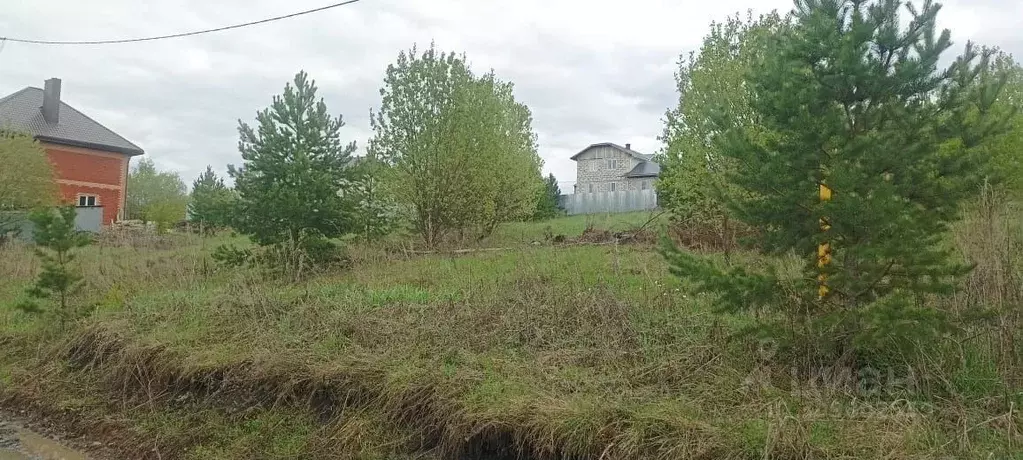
[818,183,832,299]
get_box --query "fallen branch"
[409,240,627,256]
[633,209,668,234]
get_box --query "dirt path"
[0,416,90,460]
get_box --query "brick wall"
[42,143,130,225]
[57,183,121,225]
[47,148,123,184]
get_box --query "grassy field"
[0,210,1020,459]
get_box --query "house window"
[588,184,593,193]
[641,180,649,190]
[607,159,619,170]
[610,182,617,192]
[78,195,98,207]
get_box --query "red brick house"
[0,78,144,225]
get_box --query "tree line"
[1,43,564,252]
[205,44,563,273]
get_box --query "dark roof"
[0,87,144,156]
[570,142,652,162]
[571,142,660,177]
[625,160,661,178]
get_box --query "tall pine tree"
[229,71,356,275]
[663,0,1013,359]
[188,165,235,232]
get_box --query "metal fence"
[4,206,104,241]
[559,190,658,215]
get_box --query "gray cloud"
[1,0,1020,192]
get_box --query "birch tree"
[370,44,543,245]
[658,12,788,233]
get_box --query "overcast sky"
[2,0,1020,192]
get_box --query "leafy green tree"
[972,51,1023,195]
[0,131,57,239]
[126,157,188,232]
[451,72,544,237]
[229,71,356,276]
[659,11,787,233]
[534,173,563,220]
[18,206,91,327]
[370,44,544,246]
[369,44,473,246]
[663,0,1013,360]
[483,75,545,231]
[188,165,236,232]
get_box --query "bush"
[211,244,253,269]
[298,236,349,269]
[212,237,348,275]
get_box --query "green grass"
[0,213,1020,459]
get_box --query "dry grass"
[951,186,1023,389]
[0,211,1020,459]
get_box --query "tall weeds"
[2,212,1021,458]
[952,183,1023,389]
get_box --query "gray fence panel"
[74,206,103,233]
[3,206,104,241]
[560,190,658,215]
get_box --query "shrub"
[211,244,253,269]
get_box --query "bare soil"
[0,411,103,460]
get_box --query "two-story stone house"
[571,142,660,194]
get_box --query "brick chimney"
[42,78,62,124]
[625,143,631,150]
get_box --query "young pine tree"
[534,173,563,220]
[188,165,235,232]
[663,0,1013,360]
[229,71,356,277]
[338,156,399,240]
[19,206,91,327]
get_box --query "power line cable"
[0,0,362,45]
